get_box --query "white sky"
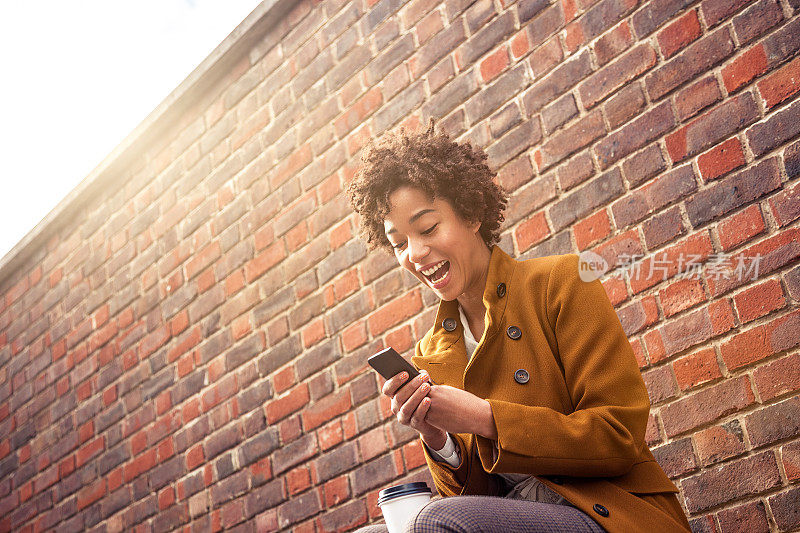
[0,0,264,262]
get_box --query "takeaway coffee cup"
[377,482,432,533]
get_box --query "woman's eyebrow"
[386,208,436,234]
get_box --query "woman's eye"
[392,224,437,249]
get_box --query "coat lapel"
[412,244,518,387]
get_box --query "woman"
[345,120,691,533]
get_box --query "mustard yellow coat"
[411,244,691,533]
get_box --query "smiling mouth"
[423,261,450,284]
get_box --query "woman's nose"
[407,238,427,263]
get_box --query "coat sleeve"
[475,254,651,478]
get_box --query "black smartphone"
[367,347,420,381]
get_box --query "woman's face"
[383,185,483,300]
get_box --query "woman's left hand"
[424,384,498,440]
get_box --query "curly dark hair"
[346,118,509,256]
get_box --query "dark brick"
[259,335,304,378]
[317,442,359,482]
[605,82,646,130]
[716,500,770,533]
[239,428,280,466]
[611,164,696,229]
[101,487,132,519]
[769,484,800,531]
[526,2,564,47]
[645,25,735,101]
[318,499,368,533]
[149,455,185,491]
[518,0,549,24]
[681,451,781,512]
[538,110,606,170]
[786,140,800,179]
[579,43,656,109]
[622,144,667,188]
[466,63,530,124]
[423,71,478,123]
[643,206,685,249]
[245,479,284,519]
[557,150,595,191]
[685,157,782,228]
[762,15,800,65]
[152,503,189,533]
[542,93,578,134]
[171,369,205,405]
[524,229,573,258]
[523,50,592,114]
[549,167,624,231]
[578,0,638,42]
[211,469,249,507]
[745,396,800,448]
[632,0,694,37]
[668,91,759,163]
[225,334,264,372]
[457,11,515,67]
[295,339,340,382]
[747,97,800,157]
[662,376,755,437]
[732,0,783,45]
[351,454,398,496]
[277,489,321,530]
[701,0,755,27]
[487,119,543,170]
[595,101,674,170]
[272,433,317,475]
[98,444,130,476]
[238,379,273,414]
[206,425,242,460]
[652,437,697,478]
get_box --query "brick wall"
[1,0,799,531]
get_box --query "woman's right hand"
[382,370,447,450]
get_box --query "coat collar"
[427,244,518,354]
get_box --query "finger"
[410,395,431,428]
[394,372,429,408]
[397,379,431,425]
[382,372,410,397]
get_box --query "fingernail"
[401,372,408,380]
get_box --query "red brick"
[76,436,105,468]
[317,420,343,452]
[286,466,311,495]
[721,308,800,370]
[301,389,351,431]
[77,478,106,511]
[697,137,746,183]
[673,347,722,391]
[323,476,350,508]
[694,420,747,467]
[367,290,423,337]
[516,211,551,251]
[479,46,509,82]
[630,231,713,295]
[721,44,768,93]
[733,277,786,323]
[574,209,611,251]
[266,384,310,424]
[753,351,800,401]
[659,277,707,318]
[579,43,657,109]
[758,54,800,109]
[716,204,766,251]
[657,9,702,60]
[661,376,755,437]
[593,20,633,66]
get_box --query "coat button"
[550,476,563,485]
[592,503,609,517]
[514,369,529,384]
[442,318,457,332]
[496,283,506,298]
[506,325,521,340]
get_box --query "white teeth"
[421,260,447,276]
